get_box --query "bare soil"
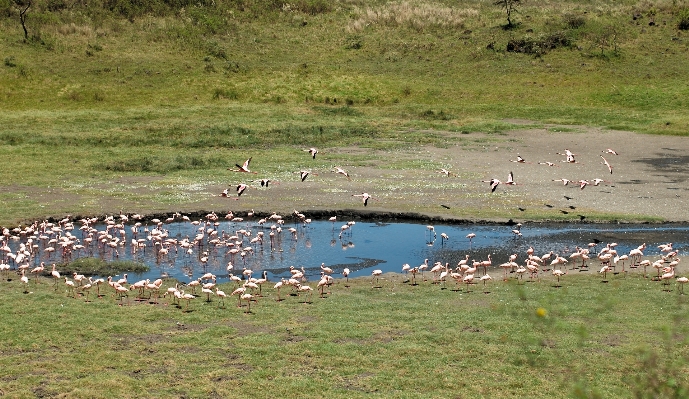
[193,125,689,223]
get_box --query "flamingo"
[181,290,195,311]
[299,170,317,182]
[505,171,517,186]
[552,178,572,186]
[600,155,613,174]
[602,148,619,155]
[661,267,676,291]
[333,167,352,181]
[215,288,227,307]
[342,268,350,286]
[20,270,29,293]
[480,274,492,293]
[353,193,378,206]
[438,168,455,177]
[482,178,502,192]
[64,277,76,298]
[241,293,255,312]
[51,264,61,288]
[30,262,45,284]
[305,147,319,159]
[552,269,566,287]
[296,284,313,303]
[557,149,577,163]
[510,155,529,164]
[538,161,559,167]
[677,277,689,295]
[466,233,476,246]
[230,157,257,173]
[273,280,285,301]
[371,269,383,286]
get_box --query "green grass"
[1,272,688,397]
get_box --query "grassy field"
[1,0,689,225]
[0,271,688,398]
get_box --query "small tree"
[16,0,31,40]
[494,0,521,28]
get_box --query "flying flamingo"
[438,168,455,177]
[305,147,319,159]
[505,171,518,186]
[482,178,502,192]
[510,155,530,164]
[538,161,559,167]
[557,149,577,163]
[552,178,572,186]
[298,170,317,182]
[353,193,378,206]
[602,148,619,155]
[600,155,613,174]
[333,167,352,181]
[230,157,257,173]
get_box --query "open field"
[1,269,688,398]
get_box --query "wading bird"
[230,157,257,174]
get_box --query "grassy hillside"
[2,0,689,129]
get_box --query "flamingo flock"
[0,213,686,318]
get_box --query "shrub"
[507,31,572,56]
[4,56,16,67]
[563,13,586,29]
[678,9,689,30]
[212,87,239,100]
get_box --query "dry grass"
[348,1,478,32]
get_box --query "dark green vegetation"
[56,257,149,275]
[0,272,688,397]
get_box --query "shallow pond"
[7,218,686,284]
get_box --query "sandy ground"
[184,124,689,223]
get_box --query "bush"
[212,87,239,100]
[4,56,16,67]
[507,31,572,56]
[678,9,689,30]
[563,13,586,29]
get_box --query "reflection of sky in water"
[8,220,688,283]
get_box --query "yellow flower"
[536,307,547,318]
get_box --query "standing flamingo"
[677,277,689,295]
[371,269,383,287]
[342,268,350,287]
